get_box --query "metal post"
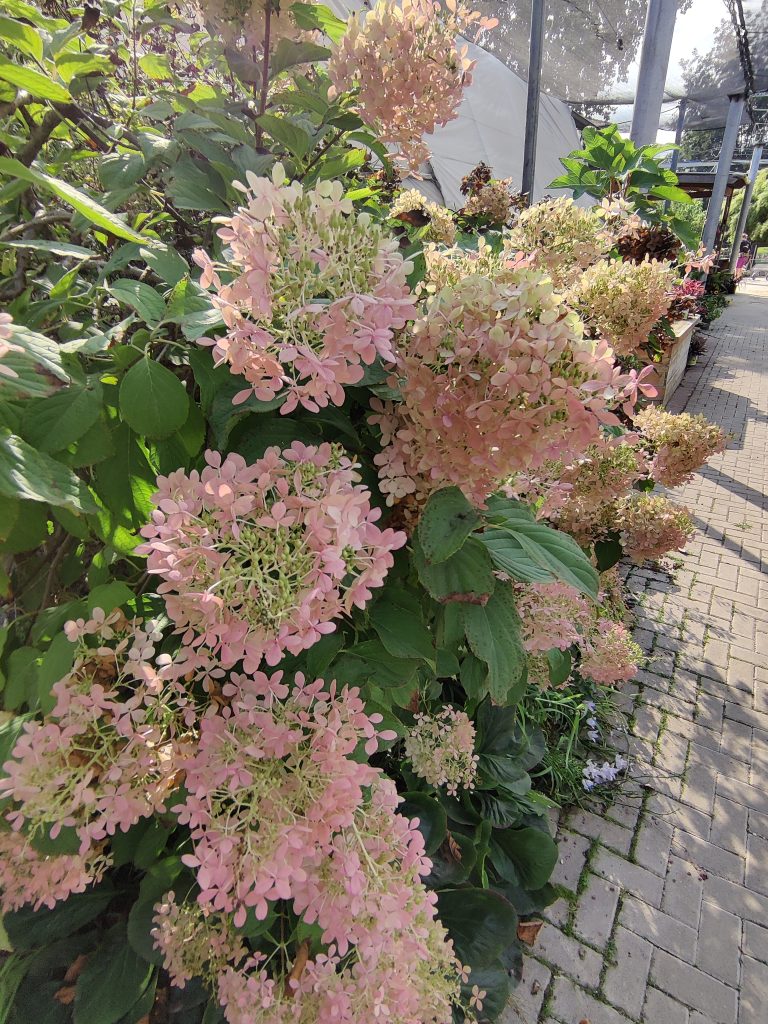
[630,0,679,146]
[729,145,763,272]
[669,97,688,174]
[702,94,746,253]
[521,0,545,201]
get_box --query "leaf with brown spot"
[55,986,76,1005]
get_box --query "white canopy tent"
[327,2,583,208]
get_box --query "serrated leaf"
[0,158,147,243]
[0,238,95,259]
[0,325,69,401]
[119,359,189,439]
[55,52,111,82]
[256,113,313,161]
[417,486,480,563]
[461,583,526,705]
[23,376,103,453]
[73,933,154,1024]
[0,53,69,101]
[369,589,435,663]
[0,434,96,513]
[412,535,495,605]
[109,280,166,327]
[479,528,553,583]
[290,2,348,42]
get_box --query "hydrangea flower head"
[371,253,644,505]
[568,258,675,357]
[516,580,592,653]
[635,406,727,487]
[405,706,478,795]
[615,493,695,563]
[139,444,405,669]
[0,611,179,857]
[194,165,417,413]
[506,197,608,288]
[391,188,456,245]
[329,0,496,170]
[580,619,643,685]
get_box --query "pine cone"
[616,223,680,264]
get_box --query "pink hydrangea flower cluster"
[193,165,417,414]
[0,609,179,862]
[506,197,609,288]
[0,828,110,912]
[553,436,650,542]
[139,444,405,671]
[329,0,496,171]
[404,706,478,795]
[568,258,675,357]
[615,494,695,563]
[0,312,23,379]
[154,676,472,1023]
[194,0,300,52]
[215,911,466,1024]
[580,620,643,685]
[634,406,727,487]
[371,260,645,506]
[516,580,592,653]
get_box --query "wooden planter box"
[652,318,699,406]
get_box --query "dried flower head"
[634,406,727,487]
[615,493,695,563]
[391,189,456,245]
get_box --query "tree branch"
[17,109,64,166]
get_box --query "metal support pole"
[630,0,679,146]
[729,145,763,272]
[669,97,688,174]
[702,94,745,253]
[521,0,545,201]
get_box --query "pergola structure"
[676,171,749,253]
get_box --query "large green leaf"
[0,434,96,513]
[398,793,447,855]
[109,280,166,327]
[436,889,518,967]
[0,325,69,401]
[460,583,526,705]
[91,425,157,552]
[269,38,331,77]
[412,535,495,605]
[484,497,599,598]
[417,486,480,564]
[0,159,147,243]
[73,932,155,1024]
[119,359,189,439]
[489,826,559,891]
[3,883,114,950]
[0,15,43,60]
[0,238,95,260]
[23,376,103,453]
[369,588,435,663]
[479,528,553,584]
[290,3,348,42]
[256,114,313,161]
[0,54,69,101]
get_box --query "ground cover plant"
[0,3,728,1022]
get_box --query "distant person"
[737,233,751,272]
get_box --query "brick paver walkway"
[504,284,768,1024]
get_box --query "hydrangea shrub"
[0,3,727,1023]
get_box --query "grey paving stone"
[670,830,745,884]
[566,809,633,857]
[711,796,749,857]
[551,831,591,892]
[661,855,705,929]
[619,894,698,962]
[572,873,620,948]
[549,975,629,1024]
[743,921,768,965]
[651,949,738,1023]
[746,833,768,897]
[501,958,551,1024]
[603,926,653,1019]
[534,923,602,988]
[696,901,742,987]
[738,956,768,1024]
[642,985,690,1024]
[593,848,664,908]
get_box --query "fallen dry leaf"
[517,919,544,946]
